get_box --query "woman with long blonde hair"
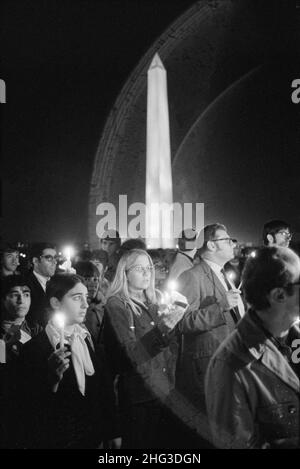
[103,249,186,448]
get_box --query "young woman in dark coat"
[15,273,119,449]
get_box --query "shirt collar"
[178,249,197,260]
[33,270,50,291]
[203,258,223,275]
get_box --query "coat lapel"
[240,313,300,394]
[261,340,300,394]
[200,259,227,299]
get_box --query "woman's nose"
[82,297,89,308]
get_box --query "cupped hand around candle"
[158,302,187,332]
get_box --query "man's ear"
[206,240,215,252]
[268,287,286,304]
[49,297,60,310]
[266,234,274,246]
[32,256,39,268]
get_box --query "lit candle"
[62,246,75,272]
[167,279,178,292]
[53,312,66,349]
[163,291,171,306]
[63,246,72,262]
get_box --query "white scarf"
[45,321,95,396]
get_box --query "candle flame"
[63,245,74,261]
[167,280,178,291]
[53,312,66,329]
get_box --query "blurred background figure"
[0,244,20,278]
[100,230,121,282]
[91,248,110,299]
[168,229,198,282]
[263,219,292,248]
[75,260,106,346]
[148,249,169,290]
[91,249,108,277]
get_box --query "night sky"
[1,0,195,244]
[1,0,299,247]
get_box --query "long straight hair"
[107,249,157,316]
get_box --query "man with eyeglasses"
[25,243,58,327]
[175,223,244,447]
[206,246,300,448]
[263,219,292,248]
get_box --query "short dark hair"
[262,219,291,246]
[242,246,299,310]
[46,273,84,303]
[100,229,121,245]
[0,243,19,258]
[1,275,31,300]
[91,249,108,268]
[200,223,227,250]
[29,242,56,262]
[77,249,92,261]
[120,238,146,252]
[74,261,99,278]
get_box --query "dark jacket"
[103,295,178,407]
[205,311,300,449]
[84,302,105,346]
[176,259,237,413]
[24,271,49,327]
[0,319,42,362]
[13,330,118,448]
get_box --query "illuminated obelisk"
[146,54,174,249]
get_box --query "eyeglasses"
[211,238,237,245]
[127,265,154,274]
[276,230,292,240]
[40,255,58,263]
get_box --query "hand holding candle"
[158,287,188,332]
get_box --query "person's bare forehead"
[42,248,57,256]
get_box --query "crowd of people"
[0,219,299,449]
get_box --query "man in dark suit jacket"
[175,223,244,444]
[25,243,57,327]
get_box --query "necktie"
[220,269,241,323]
